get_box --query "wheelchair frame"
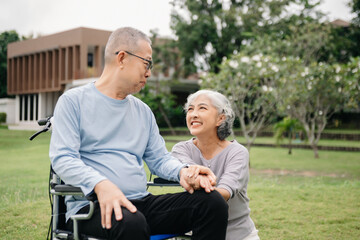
[30,118,191,240]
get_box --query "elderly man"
[50,27,228,240]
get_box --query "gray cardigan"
[171,139,256,240]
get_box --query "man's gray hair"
[104,27,152,64]
[184,89,235,140]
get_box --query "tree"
[273,117,304,155]
[277,57,360,158]
[170,0,322,76]
[350,0,360,26]
[241,20,339,65]
[136,30,188,135]
[135,84,183,135]
[203,46,359,158]
[202,52,278,150]
[149,30,183,78]
[0,31,20,98]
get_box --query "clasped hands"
[179,165,217,194]
[94,165,216,229]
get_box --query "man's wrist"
[178,163,190,180]
[183,163,190,169]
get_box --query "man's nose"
[145,69,151,78]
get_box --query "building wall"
[7,27,111,95]
[0,98,16,124]
[6,27,111,126]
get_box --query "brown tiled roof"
[330,19,350,27]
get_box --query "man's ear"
[116,51,126,67]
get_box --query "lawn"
[1,129,359,239]
[164,135,360,148]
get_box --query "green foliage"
[274,117,304,142]
[0,112,6,123]
[149,30,182,78]
[276,57,360,158]
[202,52,279,149]
[135,84,185,129]
[328,23,360,63]
[342,57,360,110]
[273,117,305,154]
[351,0,360,26]
[241,20,350,65]
[0,31,20,98]
[170,0,324,75]
[170,0,360,77]
[202,38,359,157]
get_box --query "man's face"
[124,40,152,94]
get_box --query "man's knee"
[110,209,150,239]
[190,190,228,239]
[194,190,228,219]
[206,190,229,217]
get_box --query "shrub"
[0,112,6,123]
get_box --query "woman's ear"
[216,114,226,126]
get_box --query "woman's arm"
[216,144,250,200]
[215,187,231,201]
[171,141,198,165]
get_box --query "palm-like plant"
[274,117,304,155]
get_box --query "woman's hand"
[179,165,216,193]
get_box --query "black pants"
[66,189,228,240]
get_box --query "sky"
[0,0,355,39]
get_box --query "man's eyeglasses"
[115,50,153,70]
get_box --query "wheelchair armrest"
[51,184,97,201]
[147,177,180,187]
[53,184,82,193]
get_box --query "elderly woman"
[171,90,260,240]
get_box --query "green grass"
[164,135,360,148]
[1,129,360,239]
[249,175,360,239]
[0,129,50,239]
[249,147,360,178]
[161,127,360,134]
[322,129,360,134]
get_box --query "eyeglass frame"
[115,50,153,70]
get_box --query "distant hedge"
[0,112,6,123]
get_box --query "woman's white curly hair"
[184,90,235,140]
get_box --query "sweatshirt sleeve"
[49,94,106,196]
[142,111,186,182]
[217,145,249,199]
[171,141,198,165]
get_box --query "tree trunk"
[246,141,252,151]
[312,144,319,158]
[153,78,176,136]
[288,134,292,155]
[158,102,176,136]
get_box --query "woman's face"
[186,95,224,138]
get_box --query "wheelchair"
[30,117,191,240]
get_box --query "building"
[330,19,351,27]
[6,27,199,129]
[7,27,111,128]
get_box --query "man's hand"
[179,165,217,194]
[94,180,137,229]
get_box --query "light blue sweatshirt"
[49,82,185,219]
